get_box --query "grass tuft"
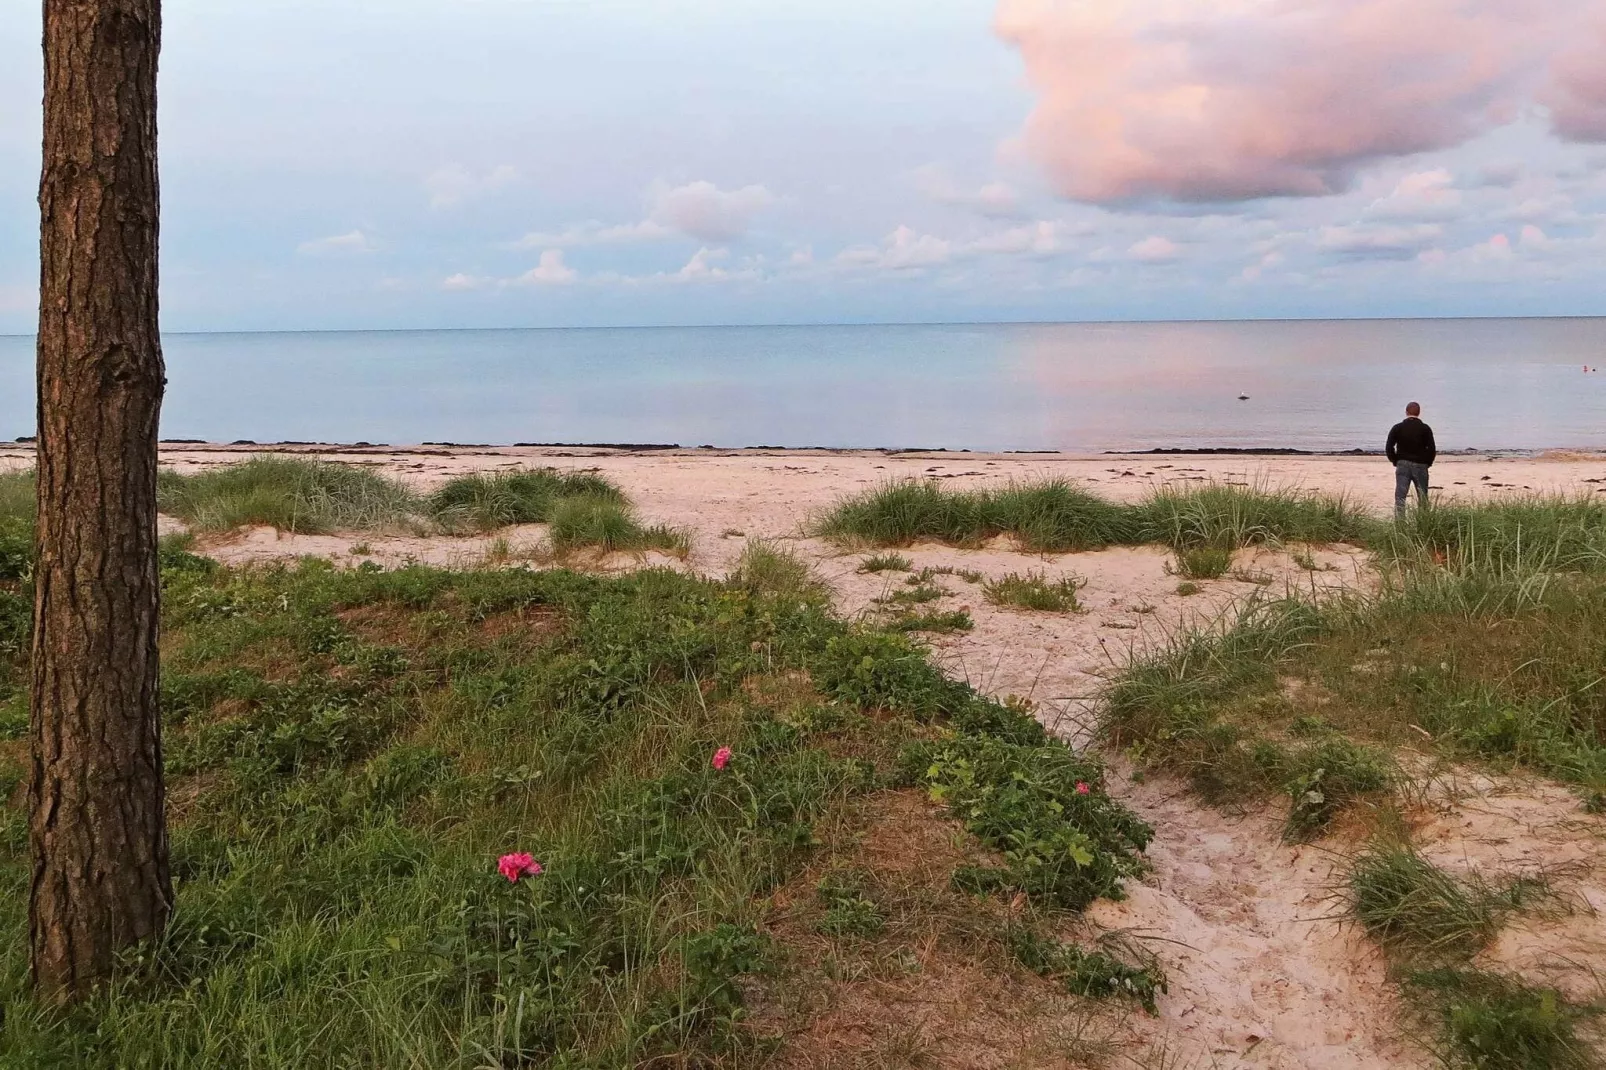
[547,494,688,557]
[158,456,423,535]
[1350,844,1547,964]
[859,552,913,574]
[983,571,1083,612]
[428,468,624,533]
[1170,545,1233,580]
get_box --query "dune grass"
[816,477,1373,554]
[1380,496,1606,574]
[153,457,683,557]
[0,551,1153,1067]
[157,456,425,535]
[0,470,32,587]
[815,478,1131,552]
[1350,843,1551,964]
[983,571,1083,612]
[1169,545,1234,580]
[546,494,689,557]
[428,469,624,533]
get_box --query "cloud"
[1541,14,1606,141]
[649,181,775,243]
[1316,222,1443,259]
[514,249,577,286]
[514,180,774,249]
[971,221,1066,256]
[297,230,376,255]
[915,166,1028,218]
[441,273,489,292]
[1364,170,1463,220]
[995,0,1599,205]
[837,225,954,271]
[1128,235,1179,262]
[425,164,518,209]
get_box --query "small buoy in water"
[1237,394,1250,400]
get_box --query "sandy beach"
[6,441,1606,1067]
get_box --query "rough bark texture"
[31,0,170,1001]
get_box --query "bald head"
[1405,402,1421,417]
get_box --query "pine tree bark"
[30,0,170,1001]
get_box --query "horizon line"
[3,311,1606,339]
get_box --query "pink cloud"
[996,0,1604,205]
[1541,14,1606,141]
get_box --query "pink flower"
[712,746,733,771]
[497,852,543,883]
[1075,782,1091,795]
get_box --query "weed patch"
[984,571,1083,613]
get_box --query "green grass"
[859,552,913,573]
[158,456,425,535]
[1170,545,1233,580]
[428,469,624,533]
[1350,843,1549,964]
[0,550,1152,1067]
[983,571,1083,612]
[1382,496,1606,574]
[546,494,689,557]
[816,478,1371,553]
[1405,969,1601,1069]
[1132,481,1370,549]
[816,479,1131,552]
[0,470,31,585]
[885,608,973,634]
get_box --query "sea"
[1,318,1603,453]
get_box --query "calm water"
[2,319,1604,451]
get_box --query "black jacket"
[1386,417,1436,466]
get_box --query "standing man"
[1386,402,1436,518]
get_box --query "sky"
[1,0,1605,333]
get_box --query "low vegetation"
[157,456,423,535]
[428,469,624,533]
[146,457,688,556]
[1169,545,1234,580]
[983,570,1083,612]
[1106,504,1606,1064]
[816,477,1374,553]
[0,542,1153,1067]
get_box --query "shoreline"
[5,438,1604,461]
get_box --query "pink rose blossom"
[498,852,543,882]
[712,746,733,771]
[1075,782,1091,795]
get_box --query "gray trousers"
[1394,460,1429,516]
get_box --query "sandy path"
[5,443,1605,1066]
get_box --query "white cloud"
[441,272,489,292]
[425,164,518,209]
[649,181,775,243]
[1364,170,1463,221]
[915,166,1029,219]
[971,221,1065,256]
[515,180,774,249]
[1128,235,1179,262]
[297,230,376,255]
[1316,223,1443,259]
[837,225,953,271]
[514,249,577,286]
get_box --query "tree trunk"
[31,0,170,1001]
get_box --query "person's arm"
[1424,424,1436,466]
[1385,424,1399,465]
